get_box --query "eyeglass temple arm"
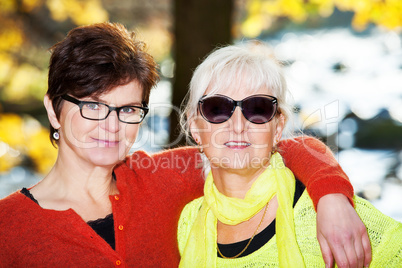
[61,94,81,104]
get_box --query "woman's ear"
[189,118,201,145]
[274,113,285,144]
[44,94,61,130]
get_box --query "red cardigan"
[0,137,353,267]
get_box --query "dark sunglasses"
[198,94,278,124]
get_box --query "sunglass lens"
[242,97,276,124]
[201,96,233,123]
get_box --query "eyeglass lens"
[199,95,277,124]
[81,103,145,123]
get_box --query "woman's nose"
[231,107,247,133]
[101,110,120,132]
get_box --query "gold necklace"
[217,201,270,259]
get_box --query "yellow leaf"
[241,14,266,38]
[352,9,370,31]
[136,26,173,62]
[249,0,263,14]
[314,0,335,17]
[26,127,57,174]
[4,64,46,102]
[22,0,43,12]
[0,114,57,174]
[46,0,108,24]
[70,0,109,25]
[0,114,25,148]
[0,0,16,13]
[0,53,14,86]
[46,0,68,21]
[0,19,24,51]
[377,0,402,29]
[262,1,282,16]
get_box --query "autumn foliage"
[241,0,402,37]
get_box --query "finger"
[328,241,349,268]
[353,236,365,268]
[342,236,358,268]
[361,231,372,267]
[318,234,334,268]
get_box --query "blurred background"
[0,0,401,221]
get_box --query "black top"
[87,213,115,250]
[217,179,305,258]
[20,188,115,250]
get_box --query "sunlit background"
[1,0,401,221]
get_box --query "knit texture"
[178,193,402,267]
[0,137,353,267]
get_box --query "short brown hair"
[46,22,159,145]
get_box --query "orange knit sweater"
[0,137,353,267]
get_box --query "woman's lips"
[93,138,120,147]
[224,141,251,149]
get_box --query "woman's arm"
[278,136,353,209]
[278,136,371,268]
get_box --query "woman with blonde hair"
[177,41,402,267]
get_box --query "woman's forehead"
[204,83,274,99]
[203,68,275,95]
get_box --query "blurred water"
[269,28,402,222]
[0,167,41,198]
[337,149,402,222]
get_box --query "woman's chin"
[86,148,127,167]
[208,153,271,170]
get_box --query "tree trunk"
[170,0,233,147]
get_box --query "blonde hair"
[180,41,292,141]
[179,41,294,174]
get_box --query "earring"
[53,129,60,140]
[195,138,204,154]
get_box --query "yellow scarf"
[179,152,305,267]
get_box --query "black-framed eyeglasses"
[61,95,149,124]
[198,94,278,124]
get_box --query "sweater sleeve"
[125,147,204,199]
[151,146,204,194]
[278,136,354,210]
